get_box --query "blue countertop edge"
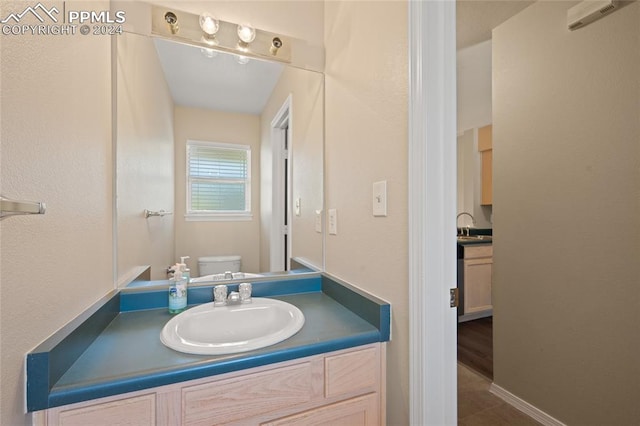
[26,273,391,412]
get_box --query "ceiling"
[457,0,535,49]
[154,1,534,112]
[154,38,284,115]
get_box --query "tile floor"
[458,363,542,425]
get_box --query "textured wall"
[0,1,113,424]
[116,32,175,282]
[324,1,409,423]
[493,2,640,424]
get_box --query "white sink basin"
[160,298,305,355]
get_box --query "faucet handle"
[213,285,228,305]
[239,282,252,304]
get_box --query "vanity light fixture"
[199,12,219,45]
[237,23,256,50]
[152,6,298,66]
[164,11,179,34]
[270,37,283,55]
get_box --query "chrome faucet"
[456,212,476,236]
[213,283,252,306]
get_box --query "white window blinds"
[186,141,251,218]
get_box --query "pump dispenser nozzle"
[178,256,191,282]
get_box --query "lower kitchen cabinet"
[462,244,493,317]
[34,343,385,426]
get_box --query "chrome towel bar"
[144,209,173,218]
[1,195,46,220]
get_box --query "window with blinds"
[186,141,251,220]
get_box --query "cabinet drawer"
[262,394,379,426]
[182,361,322,425]
[325,347,378,399]
[463,244,492,259]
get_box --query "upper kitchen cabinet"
[478,124,493,206]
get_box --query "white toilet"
[198,255,241,277]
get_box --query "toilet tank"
[198,255,241,276]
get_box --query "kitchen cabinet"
[478,124,492,206]
[461,244,493,320]
[34,343,384,426]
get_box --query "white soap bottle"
[179,256,191,282]
[169,262,188,314]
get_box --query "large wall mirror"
[115,18,324,288]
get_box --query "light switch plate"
[328,209,337,235]
[373,181,387,217]
[295,198,301,216]
[315,210,322,233]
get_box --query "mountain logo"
[1,3,60,24]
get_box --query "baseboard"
[489,383,566,426]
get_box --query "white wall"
[457,39,492,133]
[457,39,493,229]
[324,1,409,423]
[116,32,175,282]
[0,2,113,424]
[173,106,261,276]
[493,2,640,424]
[260,67,324,272]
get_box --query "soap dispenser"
[168,262,188,314]
[179,256,191,282]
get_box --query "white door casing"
[408,1,458,424]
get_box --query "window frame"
[185,140,252,222]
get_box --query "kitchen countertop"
[27,274,390,411]
[456,236,493,245]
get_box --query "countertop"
[27,274,390,411]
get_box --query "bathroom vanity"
[27,274,390,425]
[35,344,383,425]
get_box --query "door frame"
[270,95,292,272]
[408,1,458,424]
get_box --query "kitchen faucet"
[456,212,476,236]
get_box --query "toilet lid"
[198,255,241,263]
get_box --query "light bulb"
[199,13,219,35]
[236,55,250,65]
[201,35,218,47]
[201,48,217,59]
[237,23,256,44]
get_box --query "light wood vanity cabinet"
[35,344,385,426]
[463,245,493,315]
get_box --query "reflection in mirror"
[116,31,324,289]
